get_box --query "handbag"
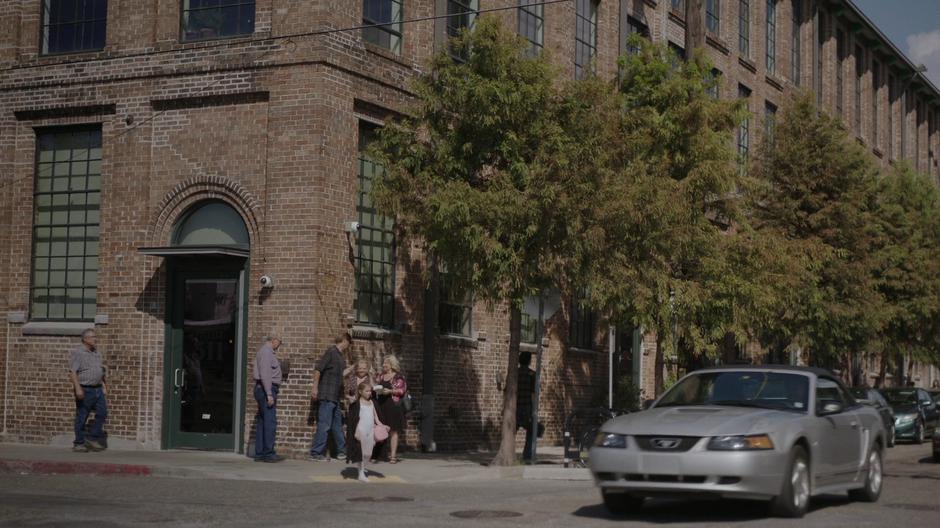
[374,423,390,442]
[401,392,415,414]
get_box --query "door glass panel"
[180,278,238,435]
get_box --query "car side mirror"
[642,399,655,410]
[818,401,843,416]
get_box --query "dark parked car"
[879,388,940,444]
[850,388,895,447]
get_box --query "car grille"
[633,436,701,452]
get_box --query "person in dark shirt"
[308,332,351,461]
[517,352,535,461]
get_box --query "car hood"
[601,406,802,437]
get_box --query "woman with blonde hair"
[374,355,407,463]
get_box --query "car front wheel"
[771,445,811,518]
[848,447,883,502]
[914,420,925,444]
[601,489,643,516]
[888,425,895,448]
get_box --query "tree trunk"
[685,0,705,59]
[491,305,522,466]
[654,332,665,397]
[876,349,888,388]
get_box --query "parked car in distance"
[590,366,886,519]
[879,388,939,444]
[849,388,896,447]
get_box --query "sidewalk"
[0,443,591,484]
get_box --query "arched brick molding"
[149,176,262,246]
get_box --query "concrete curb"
[522,467,592,481]
[0,458,153,477]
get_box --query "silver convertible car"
[590,366,886,518]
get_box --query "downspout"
[3,319,9,434]
[419,255,439,452]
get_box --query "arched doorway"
[141,200,250,451]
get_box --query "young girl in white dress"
[354,381,384,482]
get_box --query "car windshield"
[656,371,809,412]
[881,390,917,405]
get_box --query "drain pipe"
[3,318,11,434]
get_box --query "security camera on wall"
[259,275,274,288]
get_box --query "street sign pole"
[530,294,545,464]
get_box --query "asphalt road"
[0,444,937,527]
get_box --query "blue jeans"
[74,386,107,446]
[310,399,346,456]
[254,384,279,459]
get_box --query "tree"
[585,39,779,394]
[369,18,609,465]
[873,163,940,384]
[749,93,886,370]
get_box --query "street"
[0,443,937,527]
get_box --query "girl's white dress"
[356,400,376,458]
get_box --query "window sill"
[738,56,757,73]
[765,73,785,92]
[364,42,412,69]
[568,346,600,355]
[707,34,731,56]
[668,11,686,27]
[873,147,884,158]
[21,321,94,336]
[351,325,401,341]
[439,334,479,348]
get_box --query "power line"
[2,0,572,191]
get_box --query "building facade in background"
[0,0,938,455]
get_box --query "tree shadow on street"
[573,495,851,524]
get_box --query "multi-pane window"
[626,16,649,55]
[363,0,403,55]
[888,74,896,159]
[902,87,910,159]
[765,0,776,74]
[671,0,685,12]
[738,84,751,170]
[575,0,598,80]
[569,300,596,349]
[181,0,255,41]
[355,123,395,328]
[668,42,686,67]
[791,0,801,85]
[872,60,880,147]
[706,68,722,98]
[836,29,845,116]
[31,127,102,321]
[738,1,749,58]
[815,10,824,105]
[518,0,544,56]
[706,0,720,34]
[855,45,864,136]
[41,0,107,55]
[438,270,472,336]
[447,0,479,61]
[764,101,777,144]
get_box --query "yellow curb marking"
[309,475,407,484]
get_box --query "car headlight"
[594,432,627,448]
[707,434,775,451]
[896,414,916,425]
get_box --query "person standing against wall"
[69,328,108,452]
[308,333,351,461]
[252,335,284,462]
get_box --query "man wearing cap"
[253,335,284,462]
[69,328,108,452]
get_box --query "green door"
[166,267,245,450]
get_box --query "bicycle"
[563,407,627,468]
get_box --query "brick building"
[0,0,938,456]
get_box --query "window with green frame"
[31,127,102,321]
[568,299,596,349]
[438,269,472,336]
[354,122,395,327]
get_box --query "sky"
[852,0,940,87]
